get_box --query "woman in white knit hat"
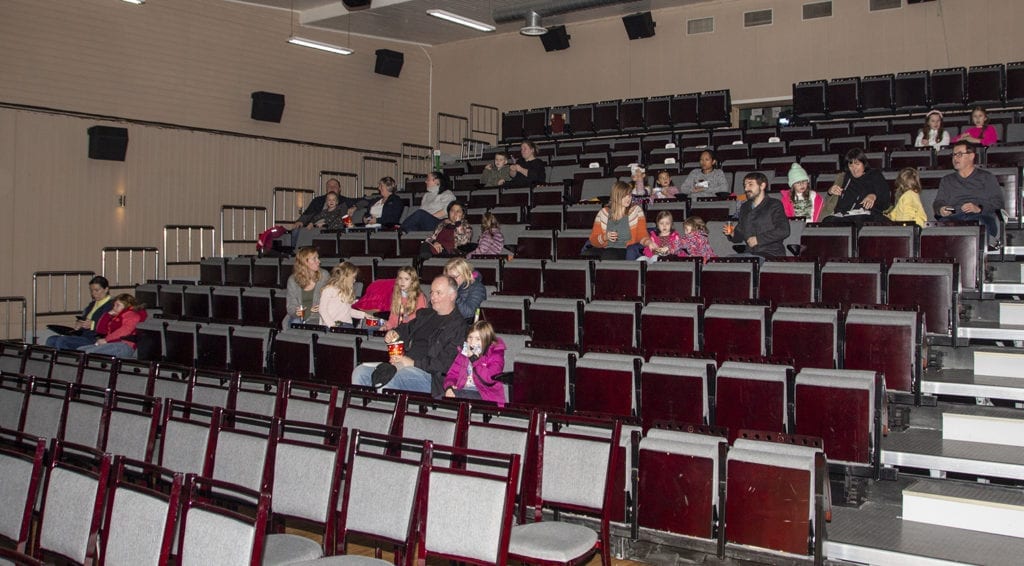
[780,163,823,222]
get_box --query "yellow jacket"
[887,190,927,228]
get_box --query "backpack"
[257,225,289,252]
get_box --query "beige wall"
[430,0,1024,119]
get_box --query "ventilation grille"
[687,16,714,35]
[870,0,902,11]
[803,1,833,19]
[744,9,773,27]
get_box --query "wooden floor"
[342,541,647,565]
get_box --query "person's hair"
[699,149,718,170]
[88,275,110,289]
[444,257,475,289]
[326,262,359,303]
[788,179,811,204]
[894,167,922,204]
[436,275,459,296]
[379,176,397,193]
[292,247,322,288]
[494,152,507,160]
[654,210,676,228]
[971,105,989,127]
[390,266,422,317]
[743,171,769,186]
[467,320,496,356]
[325,178,341,192]
[683,215,708,235]
[520,140,538,155]
[952,139,977,154]
[480,211,501,235]
[844,148,872,170]
[446,200,465,217]
[427,171,451,192]
[921,111,945,144]
[656,170,672,182]
[114,293,139,310]
[608,181,632,220]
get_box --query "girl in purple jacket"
[443,321,507,406]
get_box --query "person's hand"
[962,202,982,214]
[384,330,399,343]
[290,221,302,230]
[365,216,376,224]
[828,185,843,197]
[392,355,414,368]
[484,164,493,170]
[940,206,955,217]
[304,223,315,229]
[607,231,619,243]
[347,206,357,216]
[657,246,669,255]
[746,236,758,248]
[692,184,705,193]
[310,304,319,313]
[314,220,325,228]
[444,388,456,398]
[861,194,876,210]
[431,242,443,254]
[497,179,505,186]
[96,338,107,346]
[73,319,85,330]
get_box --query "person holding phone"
[46,276,114,351]
[934,140,1004,249]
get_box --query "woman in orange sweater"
[585,181,648,260]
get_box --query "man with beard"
[724,172,790,258]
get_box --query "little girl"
[629,166,651,206]
[640,211,685,263]
[318,262,367,328]
[443,321,506,405]
[679,216,716,263]
[886,167,927,227]
[467,212,506,258]
[651,170,679,199]
[385,266,427,330]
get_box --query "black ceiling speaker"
[374,49,404,77]
[342,0,371,10]
[251,91,285,123]
[622,12,655,40]
[87,126,128,161]
[540,26,570,52]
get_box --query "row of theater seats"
[0,352,838,561]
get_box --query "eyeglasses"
[952,151,974,158]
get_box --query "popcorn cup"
[387,341,404,359]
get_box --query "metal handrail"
[0,296,27,341]
[437,112,469,157]
[401,142,433,179]
[163,225,217,275]
[272,187,316,225]
[361,157,399,194]
[31,271,96,344]
[102,246,160,291]
[318,171,358,198]
[470,103,499,146]
[220,205,268,257]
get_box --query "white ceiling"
[227,0,710,46]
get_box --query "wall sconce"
[117,195,127,208]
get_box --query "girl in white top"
[914,109,950,150]
[318,262,367,328]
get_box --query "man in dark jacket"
[352,275,467,397]
[725,172,790,258]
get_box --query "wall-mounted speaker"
[540,26,570,52]
[374,49,404,77]
[87,126,128,161]
[342,0,371,10]
[622,12,655,40]
[251,91,285,123]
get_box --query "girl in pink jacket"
[443,321,507,406]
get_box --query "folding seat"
[177,474,271,566]
[889,149,935,170]
[223,256,252,287]
[515,229,555,260]
[703,303,768,365]
[984,145,1024,168]
[49,350,84,385]
[397,231,432,258]
[251,257,282,288]
[151,362,193,403]
[553,228,592,261]
[794,368,881,466]
[134,283,160,311]
[647,147,678,165]
[396,399,467,452]
[645,199,690,225]
[508,415,621,566]
[714,361,791,443]
[311,232,340,258]
[272,329,316,381]
[233,374,280,420]
[573,352,641,418]
[813,122,849,139]
[681,145,708,164]
[0,373,30,432]
[78,353,117,389]
[776,125,813,143]
[466,188,498,208]
[715,143,749,162]
[191,369,238,411]
[209,409,275,499]
[888,258,958,338]
[643,257,700,302]
[920,223,984,293]
[34,441,112,565]
[813,171,840,192]
[700,258,757,301]
[579,176,617,202]
[135,318,169,364]
[158,284,186,320]
[21,346,54,380]
[639,301,702,359]
[564,203,602,230]
[102,391,161,462]
[60,383,108,450]
[786,138,826,157]
[194,323,230,371]
[308,332,358,388]
[798,223,855,261]
[593,260,643,301]
[99,459,182,566]
[758,156,794,177]
[480,294,530,334]
[338,389,403,440]
[771,305,839,372]
[0,430,46,555]
[582,300,639,354]
[229,326,272,375]
[278,380,337,427]
[508,347,575,411]
[159,401,218,475]
[240,286,275,326]
[639,357,712,430]
[498,259,544,297]
[868,133,912,152]
[725,435,825,557]
[541,259,591,299]
[827,136,868,159]
[199,257,227,286]
[373,257,412,280]
[528,298,583,351]
[22,379,69,441]
[164,320,199,367]
[367,230,401,257]
[857,224,918,264]
[820,259,883,308]
[634,428,725,538]
[210,286,242,324]
[110,359,151,395]
[744,127,779,144]
[758,259,818,305]
[852,120,890,137]
[719,157,758,175]
[347,256,376,289]
[844,306,921,393]
[689,196,735,221]
[419,257,449,283]
[711,128,743,146]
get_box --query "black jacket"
[729,196,791,258]
[394,307,467,397]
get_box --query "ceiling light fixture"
[287,36,354,55]
[121,0,145,4]
[520,11,547,36]
[426,9,495,32]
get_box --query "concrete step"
[974,348,1024,380]
[903,480,1024,539]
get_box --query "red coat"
[96,307,147,348]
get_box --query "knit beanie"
[787,163,810,187]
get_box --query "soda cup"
[723,220,735,236]
[365,318,379,328]
[343,215,353,227]
[296,305,305,319]
[387,341,404,360]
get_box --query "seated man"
[287,177,357,247]
[724,172,790,259]
[934,140,1005,249]
[352,275,467,397]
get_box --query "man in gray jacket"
[934,140,1004,249]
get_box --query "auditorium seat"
[564,204,602,230]
[240,287,276,327]
[480,294,531,334]
[786,138,826,157]
[889,149,935,170]
[794,368,881,466]
[798,223,855,261]
[211,286,242,324]
[200,257,227,286]
[196,323,231,371]
[868,133,912,152]
[528,297,583,351]
[312,332,359,387]
[771,305,839,371]
[644,257,700,302]
[820,259,883,308]
[573,352,641,417]
[703,303,768,365]
[758,259,817,305]
[252,257,283,288]
[373,258,413,279]
[229,326,272,375]
[844,306,921,393]
[516,230,556,261]
[857,224,918,264]
[690,197,736,222]
[887,258,958,337]
[640,301,702,359]
[593,260,643,301]
[164,320,198,366]
[701,258,757,302]
[639,357,712,429]
[714,361,791,444]
[500,259,544,296]
[508,347,575,411]
[541,259,592,299]
[920,223,984,292]
[582,300,639,354]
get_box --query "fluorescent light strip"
[288,36,353,56]
[426,9,495,32]
[121,0,145,4]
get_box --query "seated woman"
[585,181,648,260]
[953,106,999,147]
[886,167,928,227]
[319,262,367,328]
[284,247,329,328]
[680,149,728,196]
[77,294,147,359]
[821,148,891,226]
[46,275,114,351]
[505,141,546,188]
[480,153,512,187]
[385,266,427,330]
[445,257,487,321]
[915,109,950,150]
[419,201,474,260]
[443,321,506,406]
[307,192,350,230]
[780,163,824,222]
[362,176,405,228]
[400,171,455,233]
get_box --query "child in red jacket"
[78,294,147,359]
